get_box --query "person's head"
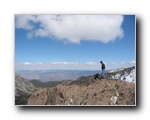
[100,61,103,64]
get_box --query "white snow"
[109,68,136,83]
[109,68,124,73]
[111,96,118,105]
[115,73,121,79]
[120,69,135,83]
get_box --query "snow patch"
[108,67,135,83]
[120,69,135,83]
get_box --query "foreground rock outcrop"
[27,78,135,105]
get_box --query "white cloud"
[15,15,36,30]
[51,62,78,65]
[34,62,44,65]
[22,62,44,65]
[15,15,124,44]
[23,62,32,65]
[130,61,135,64]
[16,62,98,70]
[16,61,135,70]
[85,62,97,65]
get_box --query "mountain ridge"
[27,66,136,105]
[15,73,37,105]
[27,79,135,105]
[15,66,136,105]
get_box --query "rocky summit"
[27,76,135,105]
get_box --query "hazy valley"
[16,70,101,82]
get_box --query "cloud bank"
[15,61,135,70]
[15,15,124,44]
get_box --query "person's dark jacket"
[101,63,105,70]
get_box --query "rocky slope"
[106,66,135,83]
[30,79,63,88]
[27,77,135,105]
[15,74,37,105]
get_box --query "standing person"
[100,61,105,78]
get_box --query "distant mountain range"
[16,70,102,82]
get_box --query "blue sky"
[15,15,135,70]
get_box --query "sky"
[15,15,135,70]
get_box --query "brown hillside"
[27,79,135,106]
